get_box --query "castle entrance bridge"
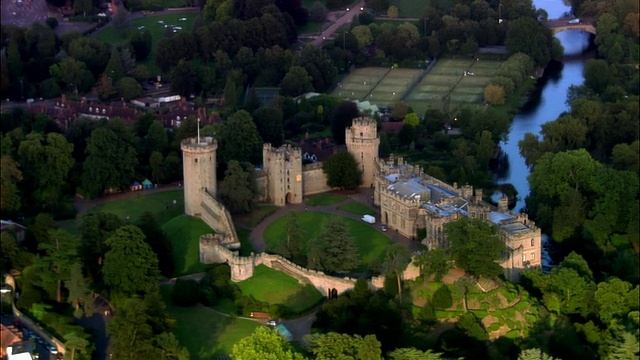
[543,18,596,35]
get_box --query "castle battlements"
[181,137,218,152]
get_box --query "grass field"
[264,212,392,271]
[367,68,421,107]
[162,215,214,276]
[89,190,184,225]
[161,285,260,360]
[95,13,198,75]
[338,202,374,216]
[237,265,324,313]
[330,67,389,102]
[305,193,346,206]
[389,0,427,17]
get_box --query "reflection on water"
[493,28,594,268]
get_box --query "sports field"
[331,67,388,102]
[366,68,422,107]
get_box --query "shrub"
[383,271,399,297]
[46,17,58,29]
[432,286,453,309]
[199,286,216,307]
[419,302,436,324]
[235,295,269,317]
[172,279,199,306]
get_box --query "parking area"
[1,0,58,28]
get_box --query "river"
[493,1,595,268]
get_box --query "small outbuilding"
[142,179,154,190]
[130,181,143,192]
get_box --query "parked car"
[379,225,388,232]
[266,320,277,327]
[568,18,580,24]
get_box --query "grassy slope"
[306,193,347,206]
[338,202,374,216]
[237,265,324,313]
[161,286,260,359]
[162,215,214,276]
[264,212,391,271]
[88,189,184,225]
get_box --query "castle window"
[195,159,198,163]
[360,132,363,137]
[522,254,527,261]
[531,238,534,246]
[531,252,535,260]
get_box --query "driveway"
[310,0,366,46]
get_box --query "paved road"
[310,0,366,46]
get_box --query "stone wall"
[200,191,239,243]
[302,163,332,195]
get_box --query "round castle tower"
[181,137,217,216]
[345,117,380,188]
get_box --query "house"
[1,325,22,358]
[142,179,154,190]
[130,181,143,192]
[1,220,27,242]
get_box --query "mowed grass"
[367,68,421,106]
[389,0,428,17]
[89,189,184,225]
[264,212,392,271]
[160,285,260,360]
[237,265,324,313]
[162,215,214,277]
[95,13,198,75]
[331,67,389,101]
[306,193,347,206]
[338,202,375,216]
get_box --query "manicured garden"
[162,215,215,276]
[237,265,324,313]
[263,212,392,271]
[160,285,260,360]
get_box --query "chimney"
[498,195,508,212]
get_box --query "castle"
[184,116,540,295]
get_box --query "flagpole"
[197,117,200,144]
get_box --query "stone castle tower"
[181,137,217,216]
[345,117,380,188]
[262,144,303,205]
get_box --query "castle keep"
[183,116,540,291]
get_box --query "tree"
[94,74,118,100]
[104,48,125,83]
[231,326,305,360]
[518,348,557,360]
[432,285,452,309]
[73,0,92,17]
[49,57,93,94]
[253,107,284,147]
[388,348,445,360]
[116,77,142,100]
[282,211,305,264]
[330,101,359,144]
[387,5,399,18]
[81,120,138,198]
[80,212,124,279]
[107,297,158,360]
[150,151,165,185]
[153,332,190,360]
[351,25,373,48]
[146,120,168,154]
[391,101,410,121]
[0,232,20,274]
[317,218,360,273]
[484,84,505,105]
[223,76,238,111]
[280,66,314,97]
[0,155,23,213]
[415,248,451,281]
[102,225,160,296]
[305,332,382,360]
[64,332,90,360]
[594,277,636,324]
[65,262,94,318]
[112,8,131,37]
[67,37,110,76]
[505,18,554,67]
[136,211,174,278]
[403,112,419,127]
[130,29,152,61]
[217,110,263,165]
[445,218,506,278]
[383,244,411,302]
[169,60,196,97]
[38,229,79,303]
[322,151,362,189]
[308,1,328,22]
[218,160,258,214]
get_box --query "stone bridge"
[543,18,596,35]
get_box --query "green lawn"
[298,21,323,34]
[305,193,347,206]
[338,202,374,216]
[95,13,198,76]
[237,265,324,313]
[264,212,392,271]
[88,190,184,225]
[162,215,214,276]
[161,285,260,359]
[235,227,255,256]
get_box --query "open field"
[406,58,502,114]
[331,67,389,101]
[237,265,324,313]
[389,0,427,18]
[367,68,421,107]
[95,13,198,75]
[89,189,184,224]
[264,212,392,271]
[338,202,375,216]
[161,285,260,360]
[162,215,214,276]
[306,193,347,206]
